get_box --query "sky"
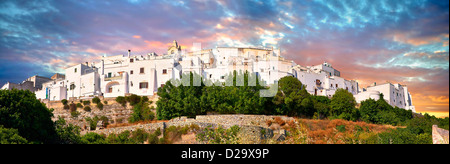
[0,0,448,117]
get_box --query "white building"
[355,82,415,112]
[1,75,51,92]
[2,40,414,113]
[292,62,359,98]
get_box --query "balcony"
[104,74,123,81]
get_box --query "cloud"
[0,0,448,117]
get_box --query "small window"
[130,59,134,63]
[130,81,133,87]
[139,82,148,89]
[220,76,225,79]
[130,70,133,75]
[74,68,77,73]
[140,67,144,74]
[162,69,167,74]
[336,84,338,88]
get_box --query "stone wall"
[45,97,147,131]
[87,114,294,143]
[432,125,449,144]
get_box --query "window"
[331,84,333,88]
[130,59,134,63]
[220,76,225,79]
[336,84,338,88]
[130,70,133,75]
[162,69,167,74]
[108,87,113,93]
[140,67,144,74]
[139,82,148,89]
[210,74,212,78]
[74,68,77,73]
[130,81,133,87]
[108,72,112,78]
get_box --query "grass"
[281,118,396,144]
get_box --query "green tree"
[0,89,57,143]
[54,117,81,144]
[330,88,359,121]
[0,126,28,144]
[273,76,310,116]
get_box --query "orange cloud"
[389,31,448,46]
[133,35,141,39]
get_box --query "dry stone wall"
[87,114,294,143]
[432,125,449,144]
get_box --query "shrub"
[82,100,90,106]
[63,104,70,110]
[103,100,108,104]
[76,103,83,108]
[126,94,141,106]
[92,97,101,104]
[96,102,104,110]
[71,111,80,119]
[61,99,68,105]
[116,96,127,107]
[69,103,77,112]
[83,106,91,112]
[196,125,241,144]
[99,116,109,128]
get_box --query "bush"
[63,104,70,110]
[76,103,83,108]
[103,100,108,105]
[196,125,240,144]
[116,96,127,107]
[83,106,91,112]
[70,111,80,119]
[69,103,77,112]
[82,100,90,106]
[96,102,104,110]
[61,99,68,105]
[92,97,101,104]
[126,94,141,106]
[0,126,28,144]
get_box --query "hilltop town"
[1,40,415,113]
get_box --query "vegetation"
[196,125,241,144]
[0,89,57,143]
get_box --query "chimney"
[128,50,131,58]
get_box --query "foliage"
[70,110,80,119]
[61,99,68,105]
[273,76,310,116]
[116,96,127,107]
[85,116,99,130]
[359,96,413,126]
[92,97,101,104]
[0,125,28,144]
[54,117,81,144]
[83,106,91,112]
[82,100,90,106]
[330,88,359,121]
[126,94,141,106]
[157,71,273,120]
[128,95,155,123]
[0,89,57,143]
[76,103,83,108]
[196,125,241,144]
[96,102,104,110]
